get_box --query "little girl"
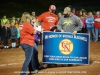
[10,21,17,48]
[2,23,11,49]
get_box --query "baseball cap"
[49,5,56,11]
[63,7,71,14]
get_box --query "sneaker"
[38,65,44,70]
[31,70,38,73]
[42,64,57,68]
[42,64,48,68]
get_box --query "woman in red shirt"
[20,12,38,75]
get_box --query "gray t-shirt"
[57,14,82,33]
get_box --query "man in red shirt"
[38,5,58,68]
[38,4,58,44]
[38,5,58,32]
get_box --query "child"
[34,31,40,46]
[31,16,41,46]
[9,21,17,48]
[2,23,11,49]
[15,20,20,48]
[80,15,86,33]
[15,20,19,28]
[17,25,20,48]
[35,24,41,46]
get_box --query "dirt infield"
[0,41,100,75]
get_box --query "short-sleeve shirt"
[20,22,35,46]
[38,12,58,31]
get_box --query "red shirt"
[38,12,58,31]
[20,22,35,46]
[94,16,100,28]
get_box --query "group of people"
[79,11,100,42]
[0,13,42,50]
[0,4,100,75]
[0,16,20,50]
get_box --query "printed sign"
[42,32,90,64]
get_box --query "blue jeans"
[87,27,95,41]
[95,28,100,41]
[33,43,40,68]
[20,44,33,75]
[29,43,40,72]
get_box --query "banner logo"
[59,39,73,55]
